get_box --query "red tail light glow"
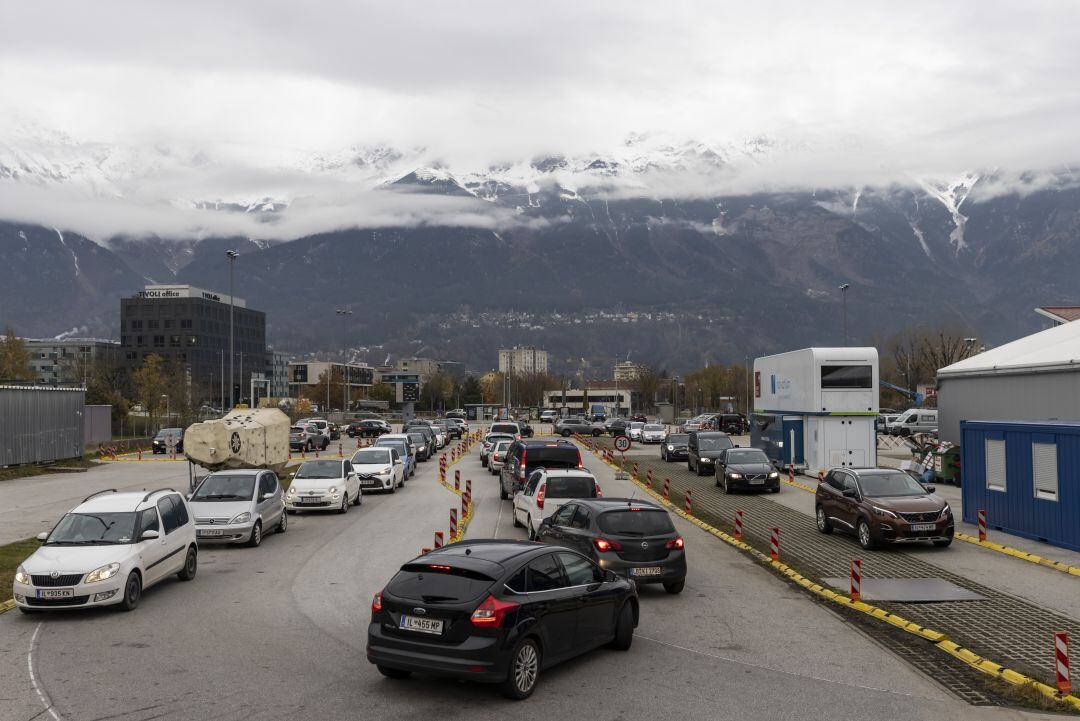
[470,594,519,627]
[536,484,545,509]
[594,538,622,552]
[519,449,528,481]
[666,536,685,550]
[595,482,602,498]
[371,589,383,613]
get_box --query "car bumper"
[642,436,665,443]
[286,494,344,510]
[723,477,781,492]
[357,476,395,491]
[665,450,688,459]
[877,521,955,543]
[13,577,126,609]
[367,622,509,682]
[597,554,687,585]
[195,522,256,542]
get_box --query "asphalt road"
[0,432,1060,721]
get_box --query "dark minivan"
[499,440,583,500]
[687,431,734,475]
[367,540,638,699]
[535,498,686,594]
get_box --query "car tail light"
[371,589,383,613]
[576,451,583,468]
[470,594,519,627]
[595,482,602,497]
[666,536,684,550]
[519,449,527,482]
[594,538,622,552]
[536,484,545,509]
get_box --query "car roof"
[574,497,664,511]
[379,433,410,440]
[419,539,548,566]
[536,468,594,478]
[520,439,576,448]
[844,467,904,475]
[75,489,182,514]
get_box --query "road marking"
[492,493,504,539]
[633,633,943,701]
[28,621,62,720]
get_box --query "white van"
[887,409,938,436]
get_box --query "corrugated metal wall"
[83,405,112,445]
[0,386,86,465]
[938,370,1080,444]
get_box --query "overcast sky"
[1,1,1078,239]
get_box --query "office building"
[498,346,548,375]
[25,338,121,385]
[395,357,442,382]
[288,361,374,410]
[267,350,290,398]
[120,284,266,407]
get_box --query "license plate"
[198,529,224,537]
[910,523,936,532]
[360,479,377,486]
[399,615,444,635]
[299,497,323,504]
[749,478,765,485]
[37,588,74,599]
[630,566,662,577]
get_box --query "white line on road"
[28,621,62,720]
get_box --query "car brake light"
[595,483,602,497]
[666,536,684,550]
[371,589,383,613]
[594,538,622,552]
[470,594,519,627]
[519,449,527,481]
[536,484,545,509]
[576,451,583,468]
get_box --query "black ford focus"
[367,540,638,699]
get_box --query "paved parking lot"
[0,429,1071,720]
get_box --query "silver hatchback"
[187,470,287,547]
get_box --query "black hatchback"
[535,498,687,594]
[368,540,638,699]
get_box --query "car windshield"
[154,428,181,439]
[545,475,597,499]
[726,450,770,464]
[697,436,733,450]
[191,474,256,501]
[859,472,932,497]
[643,424,663,431]
[46,512,139,545]
[598,509,675,536]
[667,434,688,444]
[352,449,391,464]
[630,422,644,429]
[294,460,343,479]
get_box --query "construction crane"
[879,380,925,407]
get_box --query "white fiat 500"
[286,459,362,512]
[13,488,198,613]
[349,446,405,493]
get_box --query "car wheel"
[277,510,289,532]
[389,478,397,494]
[770,486,780,493]
[481,457,488,467]
[247,520,263,547]
[815,506,833,534]
[933,537,953,548]
[500,484,509,501]
[119,571,142,612]
[592,429,601,437]
[340,494,350,514]
[500,637,541,700]
[177,546,198,580]
[562,430,571,437]
[512,509,522,527]
[353,488,363,506]
[857,518,875,549]
[322,440,329,450]
[609,602,635,650]
[377,665,412,680]
[527,520,536,540]
[306,440,313,452]
[663,580,685,595]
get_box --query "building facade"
[288,361,374,410]
[267,350,290,398]
[395,357,442,382]
[499,346,548,375]
[613,361,643,382]
[120,284,266,407]
[25,338,121,384]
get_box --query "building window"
[164,319,173,329]
[985,439,1006,492]
[131,319,143,330]
[136,335,145,347]
[125,351,137,360]
[180,319,192,329]
[820,365,873,389]
[153,335,165,347]
[187,335,198,346]
[1033,442,1058,501]
[121,336,127,346]
[148,319,159,329]
[170,335,181,347]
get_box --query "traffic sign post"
[613,435,631,479]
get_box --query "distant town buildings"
[24,338,121,385]
[499,346,548,375]
[613,360,644,382]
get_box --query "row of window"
[504,551,602,593]
[139,494,191,536]
[984,439,1058,501]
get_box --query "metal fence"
[84,404,112,445]
[0,385,86,465]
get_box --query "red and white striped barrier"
[461,494,468,517]
[338,443,343,457]
[734,509,744,540]
[632,462,639,479]
[434,531,444,549]
[850,559,862,602]
[769,528,780,561]
[788,464,795,483]
[421,547,431,554]
[978,508,987,542]
[663,478,671,500]
[450,508,458,538]
[1056,632,1071,695]
[646,469,654,488]
[455,470,460,491]
[817,470,824,483]
[466,478,472,500]
[684,490,693,514]
[356,438,362,449]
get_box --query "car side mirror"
[140,529,160,541]
[261,493,274,501]
[605,570,619,583]
[924,485,936,494]
[841,488,857,499]
[539,517,552,527]
[36,532,48,542]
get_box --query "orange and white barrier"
[466,478,472,500]
[434,531,444,549]
[337,443,343,458]
[663,477,671,500]
[684,490,693,514]
[734,509,744,540]
[1056,632,1071,695]
[788,464,795,483]
[646,469,653,488]
[632,462,639,479]
[769,527,780,561]
[978,508,987,542]
[850,559,862,602]
[450,508,458,538]
[454,470,461,491]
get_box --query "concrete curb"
[954,532,1080,578]
[577,439,1080,711]
[0,598,15,614]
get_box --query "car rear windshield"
[725,450,770,464]
[191,474,256,501]
[598,509,675,535]
[352,449,391,464]
[389,564,496,603]
[291,427,305,433]
[697,435,733,450]
[377,440,408,455]
[544,475,597,498]
[525,446,580,469]
[859,472,931,497]
[491,423,519,434]
[294,460,342,479]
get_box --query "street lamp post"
[839,283,850,346]
[336,309,353,413]
[226,250,239,410]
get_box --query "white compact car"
[349,446,406,493]
[13,489,198,613]
[627,422,646,441]
[488,440,513,475]
[480,433,516,467]
[641,423,666,443]
[512,469,601,540]
[286,459,362,512]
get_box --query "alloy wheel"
[514,643,539,694]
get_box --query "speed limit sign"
[613,435,632,452]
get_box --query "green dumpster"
[931,446,961,486]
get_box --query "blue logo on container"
[770,375,776,394]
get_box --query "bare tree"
[634,364,666,413]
